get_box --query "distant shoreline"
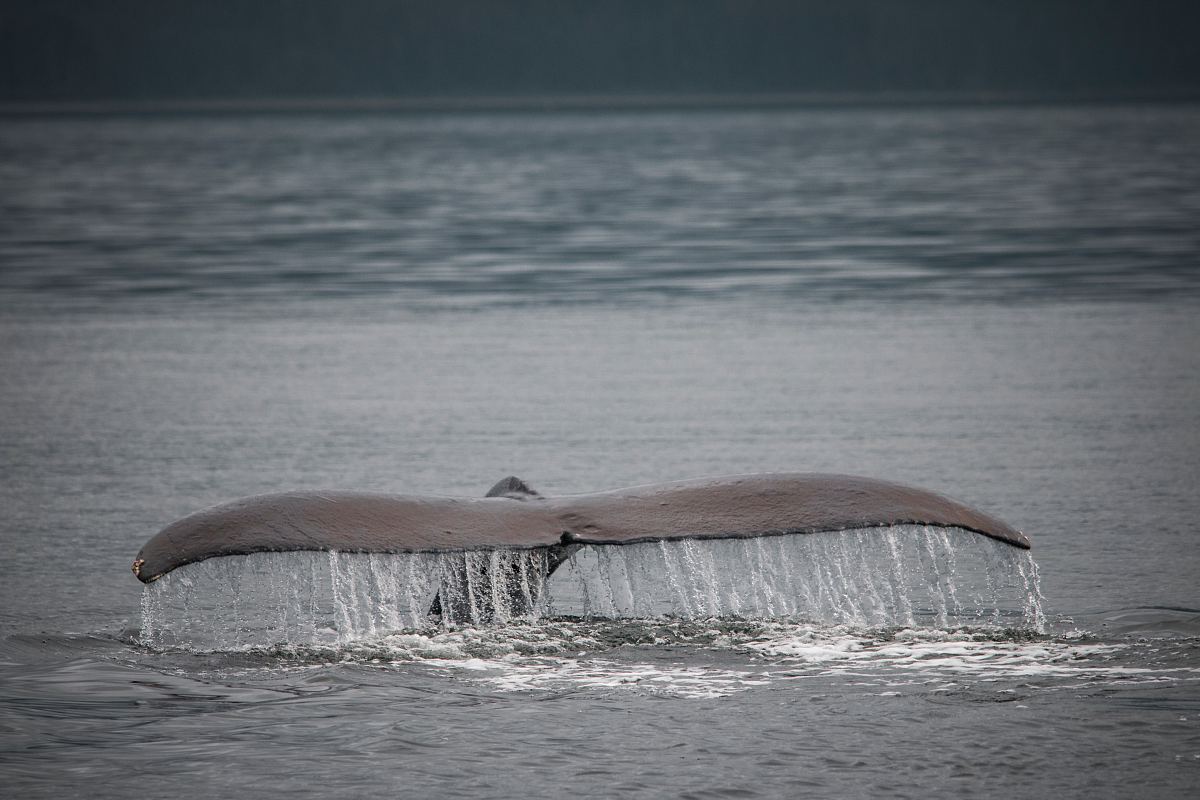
[3,90,1199,117]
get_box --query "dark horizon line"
[4,89,1200,117]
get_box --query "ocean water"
[1,106,1199,798]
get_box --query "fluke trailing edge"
[131,473,1028,585]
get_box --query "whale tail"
[428,477,574,622]
[131,474,1029,609]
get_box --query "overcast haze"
[3,0,1200,106]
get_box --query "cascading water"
[551,527,1044,628]
[138,525,1045,650]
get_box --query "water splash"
[139,548,552,649]
[139,526,1045,650]
[548,527,1043,628]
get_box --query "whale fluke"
[131,473,1028,585]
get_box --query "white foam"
[341,623,1195,699]
[144,618,1200,700]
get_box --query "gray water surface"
[3,106,1199,307]
[1,107,1199,798]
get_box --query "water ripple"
[3,106,1198,312]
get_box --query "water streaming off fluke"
[138,526,1045,650]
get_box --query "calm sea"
[1,106,1199,798]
